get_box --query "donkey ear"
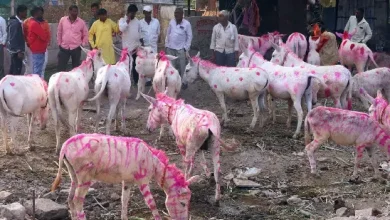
[359,88,375,104]
[270,40,280,52]
[187,175,202,185]
[335,32,343,39]
[80,46,90,54]
[141,93,157,105]
[377,89,384,99]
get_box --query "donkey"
[286,32,308,60]
[88,48,133,135]
[135,46,156,100]
[0,74,49,154]
[141,93,238,203]
[48,48,106,153]
[52,133,199,220]
[183,52,269,129]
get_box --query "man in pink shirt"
[57,5,88,71]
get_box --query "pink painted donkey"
[135,46,156,100]
[269,39,353,110]
[153,51,182,139]
[141,93,238,203]
[237,47,325,138]
[88,48,132,135]
[183,52,269,129]
[238,32,284,55]
[285,32,308,60]
[0,74,49,154]
[336,31,378,73]
[52,133,198,220]
[48,48,106,153]
[360,88,390,128]
[352,68,390,109]
[304,106,390,178]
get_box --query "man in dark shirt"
[7,5,28,75]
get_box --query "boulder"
[0,202,26,220]
[24,198,68,220]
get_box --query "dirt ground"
[1,78,390,220]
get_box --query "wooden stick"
[53,161,68,174]
[93,196,107,210]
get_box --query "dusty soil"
[1,78,390,220]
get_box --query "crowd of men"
[0,3,373,85]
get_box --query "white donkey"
[238,32,284,55]
[286,32,308,60]
[237,47,325,138]
[0,74,49,154]
[307,36,321,66]
[270,39,353,110]
[135,46,156,100]
[336,31,378,73]
[183,52,269,129]
[48,48,105,153]
[88,47,133,135]
[352,67,390,109]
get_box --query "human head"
[174,7,184,23]
[31,6,44,20]
[97,8,107,22]
[69,5,78,18]
[355,8,364,21]
[91,3,100,18]
[127,4,138,20]
[143,5,152,20]
[218,10,229,24]
[16,5,28,19]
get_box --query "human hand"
[17,52,24,59]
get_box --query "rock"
[42,192,57,200]
[287,195,302,206]
[334,198,346,211]
[248,190,261,196]
[241,167,261,178]
[110,192,121,201]
[261,190,277,198]
[318,157,329,162]
[293,152,305,157]
[233,178,260,188]
[336,207,348,217]
[0,191,12,201]
[355,208,381,218]
[24,198,68,220]
[0,202,26,220]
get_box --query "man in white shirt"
[140,5,160,86]
[140,5,160,53]
[119,4,141,85]
[0,15,7,78]
[210,10,239,67]
[344,8,372,44]
[165,7,192,88]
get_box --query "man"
[26,6,50,78]
[316,23,338,66]
[88,3,100,29]
[344,8,372,44]
[89,8,119,65]
[57,5,88,71]
[140,5,160,53]
[7,5,28,75]
[140,5,160,86]
[210,10,239,67]
[0,15,6,79]
[119,4,142,86]
[165,7,192,88]
[24,8,50,76]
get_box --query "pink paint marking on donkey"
[304,106,390,179]
[0,74,49,154]
[336,31,378,73]
[238,32,285,55]
[359,88,390,130]
[48,48,106,153]
[184,52,269,129]
[141,93,239,204]
[87,48,132,135]
[52,133,200,220]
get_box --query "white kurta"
[140,18,160,53]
